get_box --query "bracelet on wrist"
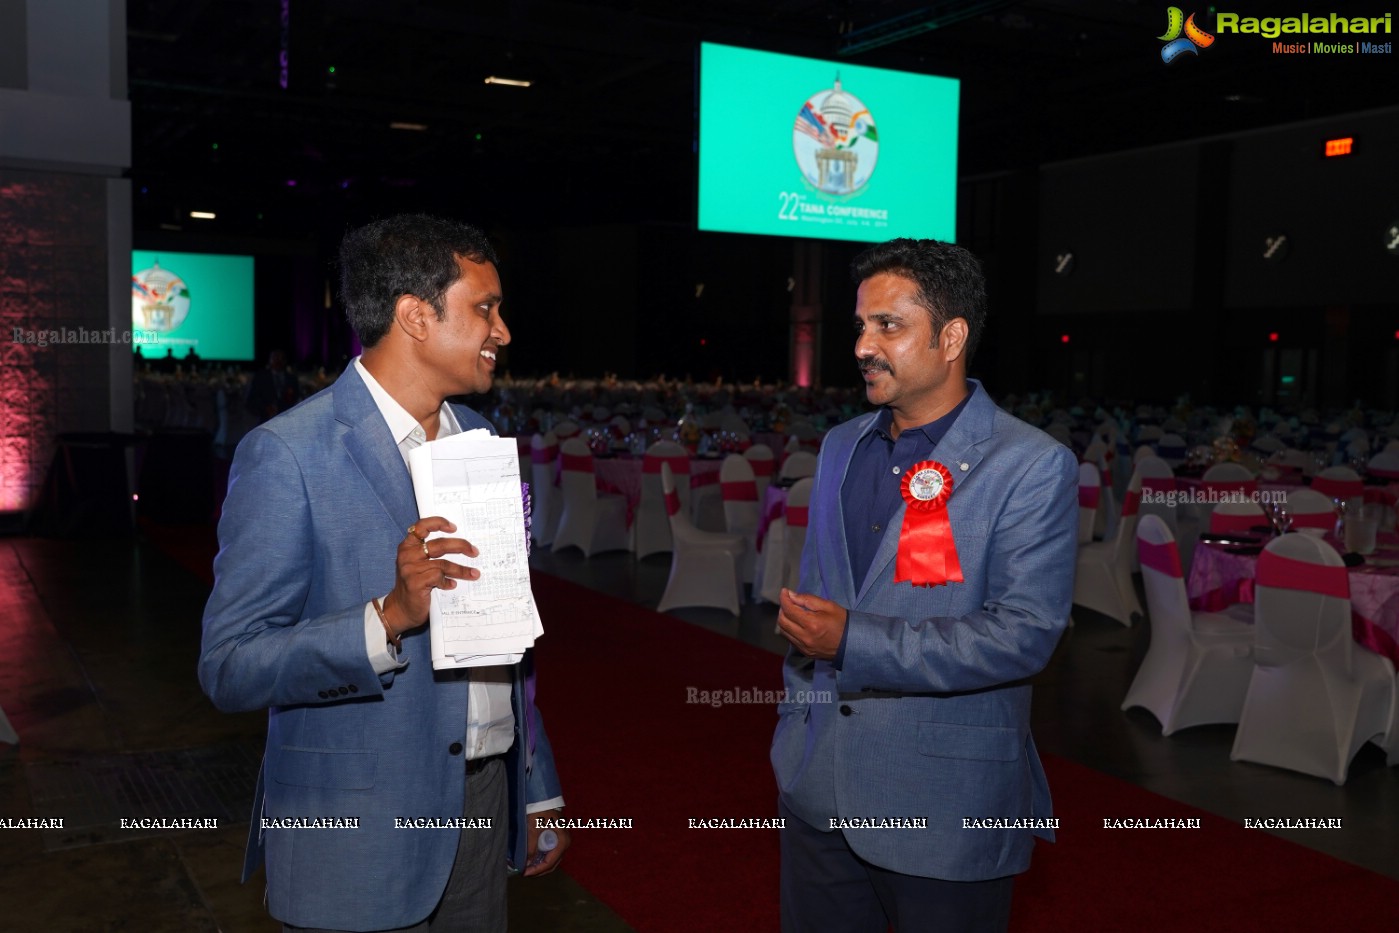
[372,596,402,649]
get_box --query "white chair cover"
[1312,465,1363,502]
[1157,432,1188,467]
[761,477,813,621]
[720,454,760,585]
[1133,456,1178,570]
[1283,488,1335,531]
[1072,465,1144,626]
[633,440,689,559]
[656,463,745,615]
[779,451,817,482]
[1076,462,1100,545]
[1083,439,1116,541]
[552,437,631,557]
[1230,533,1398,784]
[743,444,776,499]
[781,477,812,595]
[1122,515,1254,733]
[1209,500,1265,535]
[528,432,561,547]
[1196,462,1258,532]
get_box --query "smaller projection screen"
[698,42,959,243]
[131,250,254,360]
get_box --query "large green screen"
[698,43,959,243]
[131,250,255,360]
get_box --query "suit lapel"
[334,367,420,533]
[823,414,876,606]
[854,381,996,604]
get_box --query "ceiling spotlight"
[389,121,429,131]
[484,76,532,87]
[189,211,216,220]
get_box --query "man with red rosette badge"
[771,238,1077,933]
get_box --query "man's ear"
[393,294,431,342]
[940,317,969,363]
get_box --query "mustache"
[858,358,891,375]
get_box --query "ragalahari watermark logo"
[1159,7,1215,63]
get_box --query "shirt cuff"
[526,797,565,814]
[364,600,406,674]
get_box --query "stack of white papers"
[407,429,543,669]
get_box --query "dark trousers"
[285,757,508,933]
[779,800,1014,933]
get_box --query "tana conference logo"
[1159,7,1215,62]
[132,260,191,332]
[792,75,879,195]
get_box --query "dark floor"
[0,531,1395,932]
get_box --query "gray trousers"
[779,800,1014,933]
[285,757,508,933]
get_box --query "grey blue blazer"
[771,380,1077,881]
[199,365,561,931]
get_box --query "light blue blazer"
[199,365,562,931]
[771,381,1077,881]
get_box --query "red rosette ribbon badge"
[894,460,963,587]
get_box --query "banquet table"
[1186,532,1399,666]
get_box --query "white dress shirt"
[354,359,516,763]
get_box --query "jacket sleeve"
[198,427,389,713]
[836,443,1078,695]
[520,653,564,805]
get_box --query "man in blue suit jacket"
[772,239,1077,933]
[200,214,567,932]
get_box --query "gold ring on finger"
[421,540,430,557]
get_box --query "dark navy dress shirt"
[834,391,972,667]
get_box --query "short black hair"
[339,213,498,348]
[850,238,986,363]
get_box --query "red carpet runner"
[529,572,1399,932]
[148,526,1399,931]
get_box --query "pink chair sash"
[643,454,690,476]
[691,470,720,488]
[1078,487,1101,508]
[1288,511,1332,530]
[1141,476,1176,495]
[1353,617,1399,667]
[664,488,681,517]
[786,506,809,528]
[1203,479,1258,496]
[530,444,558,465]
[1256,550,1349,598]
[755,491,786,552]
[1368,467,1399,480]
[1364,487,1397,506]
[721,480,758,502]
[1121,489,1141,517]
[1311,476,1363,500]
[748,459,775,477]
[1138,539,1183,578]
[560,452,594,474]
[1210,511,1261,534]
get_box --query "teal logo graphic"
[1159,7,1215,62]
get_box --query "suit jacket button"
[839,704,853,716]
[317,691,329,699]
[449,742,464,756]
[338,687,349,696]
[348,684,358,693]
